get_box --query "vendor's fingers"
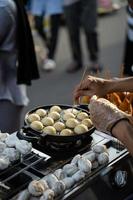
[79,78,92,89]
[74,90,90,101]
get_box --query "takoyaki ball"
[97,152,109,165]
[92,145,107,154]
[77,112,89,120]
[48,111,60,121]
[74,124,88,134]
[66,118,79,129]
[50,105,62,113]
[43,126,56,135]
[30,121,43,131]
[82,118,93,128]
[64,108,79,115]
[63,113,75,121]
[27,113,40,123]
[41,117,54,126]
[36,109,47,118]
[60,129,73,136]
[28,180,45,196]
[53,122,65,132]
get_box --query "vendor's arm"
[112,120,133,156]
[74,76,133,103]
[89,96,133,156]
[109,77,133,93]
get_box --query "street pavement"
[21,6,127,125]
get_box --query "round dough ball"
[15,140,32,155]
[41,117,54,126]
[60,129,73,136]
[43,126,56,135]
[74,124,88,134]
[5,133,19,147]
[83,151,96,162]
[35,109,47,117]
[0,132,9,142]
[66,118,79,129]
[78,157,92,173]
[92,145,107,154]
[82,118,93,128]
[64,108,79,115]
[30,121,43,131]
[2,147,20,162]
[28,180,45,196]
[40,189,55,200]
[0,142,6,153]
[77,112,89,120]
[63,113,75,121]
[48,111,60,121]
[97,152,109,165]
[50,105,62,113]
[53,122,65,132]
[27,113,40,123]
[0,156,10,170]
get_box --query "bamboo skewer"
[73,65,89,107]
[119,63,124,78]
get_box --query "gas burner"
[34,136,93,159]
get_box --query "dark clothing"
[14,0,39,85]
[64,0,99,66]
[48,14,61,59]
[123,5,133,76]
[123,37,133,76]
[34,15,48,43]
[0,100,23,133]
[34,14,61,59]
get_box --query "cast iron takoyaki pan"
[17,104,95,144]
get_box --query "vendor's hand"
[89,96,130,134]
[73,75,109,104]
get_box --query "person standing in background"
[0,0,39,133]
[64,0,102,73]
[123,0,133,76]
[30,0,63,71]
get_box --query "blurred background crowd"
[25,0,126,73]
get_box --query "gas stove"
[0,131,133,200]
